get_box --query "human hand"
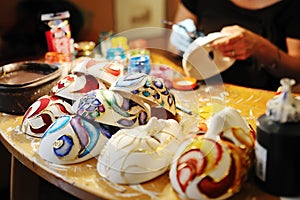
[170,18,197,53]
[211,25,259,60]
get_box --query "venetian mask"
[71,57,123,86]
[169,107,255,199]
[110,73,177,116]
[21,95,73,137]
[50,73,107,103]
[38,115,110,164]
[72,89,151,128]
[97,117,182,184]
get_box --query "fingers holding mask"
[211,25,257,60]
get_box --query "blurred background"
[0,0,178,199]
[0,0,179,65]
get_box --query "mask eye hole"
[208,51,214,60]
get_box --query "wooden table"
[0,80,282,200]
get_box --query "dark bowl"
[0,61,61,114]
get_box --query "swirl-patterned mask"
[110,73,177,116]
[38,115,109,164]
[72,89,151,128]
[169,107,255,200]
[71,57,123,86]
[50,73,107,102]
[21,95,74,137]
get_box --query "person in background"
[170,0,300,91]
[0,0,84,65]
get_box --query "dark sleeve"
[181,0,199,16]
[285,0,300,38]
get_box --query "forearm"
[255,36,300,81]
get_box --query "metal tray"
[0,61,61,114]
